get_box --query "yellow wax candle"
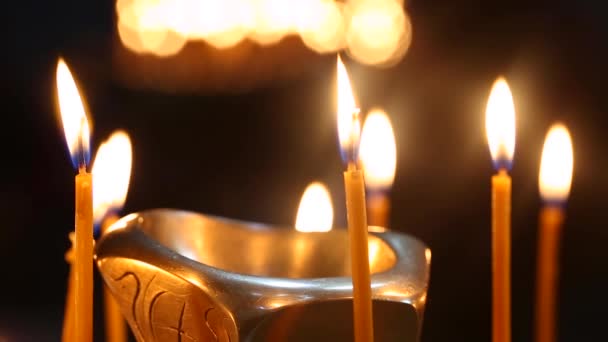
[535,207,564,342]
[57,59,94,342]
[92,130,133,342]
[535,124,573,342]
[62,233,76,342]
[485,77,516,342]
[75,168,94,342]
[102,214,127,342]
[344,163,374,342]
[492,169,511,342]
[337,55,374,342]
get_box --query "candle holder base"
[96,209,431,341]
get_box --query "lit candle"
[61,233,76,342]
[485,77,516,342]
[337,55,374,342]
[535,124,573,342]
[360,108,397,228]
[61,131,133,342]
[56,59,94,342]
[295,182,334,232]
[92,131,133,342]
[93,130,133,231]
[273,181,333,339]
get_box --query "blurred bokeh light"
[115,0,412,66]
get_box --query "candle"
[93,130,133,233]
[535,124,573,342]
[262,181,334,337]
[61,233,76,342]
[359,108,397,228]
[92,130,133,342]
[56,59,94,342]
[337,55,374,342]
[485,77,516,342]
[295,182,334,232]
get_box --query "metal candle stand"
[96,209,431,341]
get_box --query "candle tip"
[56,58,92,170]
[539,123,573,205]
[360,108,397,190]
[92,130,133,225]
[295,182,333,232]
[485,77,516,170]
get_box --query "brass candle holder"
[96,209,431,341]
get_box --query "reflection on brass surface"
[96,209,430,341]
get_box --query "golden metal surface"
[96,209,430,341]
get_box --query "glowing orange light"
[56,59,91,169]
[539,124,573,203]
[205,0,253,49]
[360,109,397,190]
[92,131,133,223]
[485,77,516,169]
[114,0,413,66]
[295,182,334,232]
[346,0,412,66]
[298,0,345,53]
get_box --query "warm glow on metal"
[360,109,397,190]
[367,238,385,266]
[92,131,133,223]
[115,0,412,66]
[295,182,334,232]
[105,213,138,234]
[539,124,573,204]
[337,55,360,161]
[485,77,516,169]
[56,59,91,169]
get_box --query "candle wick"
[77,116,89,171]
[348,109,361,165]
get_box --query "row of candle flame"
[57,61,573,235]
[117,0,412,66]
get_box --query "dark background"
[1,0,607,341]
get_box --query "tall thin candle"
[61,233,76,342]
[535,124,573,342]
[485,77,516,342]
[337,55,374,342]
[92,130,133,342]
[101,215,126,342]
[57,59,94,342]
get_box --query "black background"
[1,0,607,341]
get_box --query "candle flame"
[337,55,360,164]
[539,124,573,204]
[485,77,516,170]
[360,108,397,190]
[56,59,91,169]
[295,182,333,232]
[92,131,133,223]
